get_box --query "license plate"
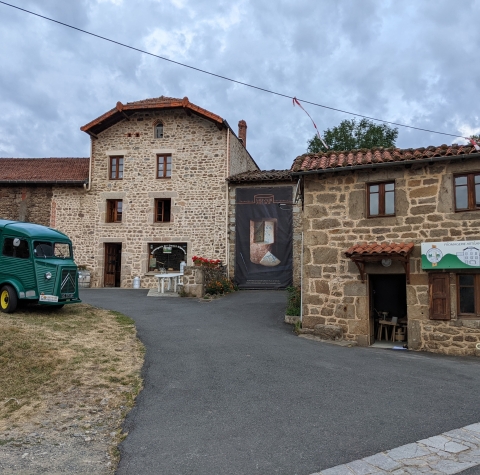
[39,294,59,303]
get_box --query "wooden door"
[104,243,122,287]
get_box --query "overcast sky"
[1,0,479,170]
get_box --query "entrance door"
[104,243,122,287]
[369,274,407,343]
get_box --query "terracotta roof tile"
[345,242,415,257]
[291,144,478,173]
[0,158,89,183]
[227,170,293,183]
[81,96,224,135]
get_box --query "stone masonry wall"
[55,109,256,288]
[302,157,480,355]
[228,129,258,177]
[228,183,302,287]
[0,185,53,226]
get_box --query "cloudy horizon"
[1,0,479,170]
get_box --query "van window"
[2,238,30,259]
[34,241,72,258]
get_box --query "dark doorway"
[369,274,407,344]
[104,243,122,287]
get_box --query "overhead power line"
[0,0,473,141]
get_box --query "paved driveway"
[80,289,480,475]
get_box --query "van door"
[1,236,36,293]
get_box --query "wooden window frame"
[456,273,480,319]
[109,156,124,180]
[366,181,395,218]
[106,199,123,223]
[157,154,172,179]
[154,198,171,223]
[154,122,164,139]
[453,172,480,212]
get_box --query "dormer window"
[155,122,164,139]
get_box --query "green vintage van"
[0,220,81,313]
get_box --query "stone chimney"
[238,120,247,147]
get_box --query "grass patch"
[285,286,301,316]
[0,304,144,429]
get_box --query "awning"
[345,242,415,283]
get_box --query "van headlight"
[45,272,52,280]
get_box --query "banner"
[235,187,293,289]
[421,241,480,270]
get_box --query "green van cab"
[0,220,81,313]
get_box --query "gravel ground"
[0,386,129,474]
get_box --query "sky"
[0,0,479,171]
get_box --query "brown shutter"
[429,273,451,320]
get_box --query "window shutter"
[429,273,451,320]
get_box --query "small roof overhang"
[345,242,415,283]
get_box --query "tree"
[307,118,398,153]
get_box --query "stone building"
[0,158,89,226]
[292,144,480,356]
[50,96,258,288]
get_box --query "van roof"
[0,220,70,240]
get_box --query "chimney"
[238,120,247,147]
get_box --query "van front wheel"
[0,285,18,313]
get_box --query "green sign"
[421,241,480,270]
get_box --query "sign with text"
[421,241,480,270]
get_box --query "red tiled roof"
[0,158,89,184]
[345,242,415,257]
[81,96,224,135]
[291,144,478,173]
[227,170,293,183]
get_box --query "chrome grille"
[61,269,76,296]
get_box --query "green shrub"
[286,286,301,316]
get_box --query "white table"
[155,273,183,294]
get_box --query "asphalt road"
[80,289,480,475]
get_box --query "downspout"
[300,231,303,323]
[83,137,93,192]
[225,128,230,276]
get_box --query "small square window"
[157,154,172,178]
[155,199,171,222]
[110,156,124,180]
[367,182,395,217]
[106,199,123,223]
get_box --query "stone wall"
[228,182,302,287]
[0,185,54,226]
[54,109,257,288]
[302,157,480,355]
[228,129,258,177]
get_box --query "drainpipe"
[300,231,303,323]
[225,128,230,276]
[83,137,93,192]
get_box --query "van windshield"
[34,241,72,259]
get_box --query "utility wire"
[0,0,473,141]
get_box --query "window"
[2,238,30,259]
[155,199,171,222]
[155,122,164,139]
[33,241,72,258]
[110,156,124,180]
[367,182,395,217]
[157,154,172,178]
[106,199,123,223]
[457,274,480,318]
[148,242,187,272]
[454,173,480,211]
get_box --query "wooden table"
[155,273,183,294]
[377,319,398,342]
